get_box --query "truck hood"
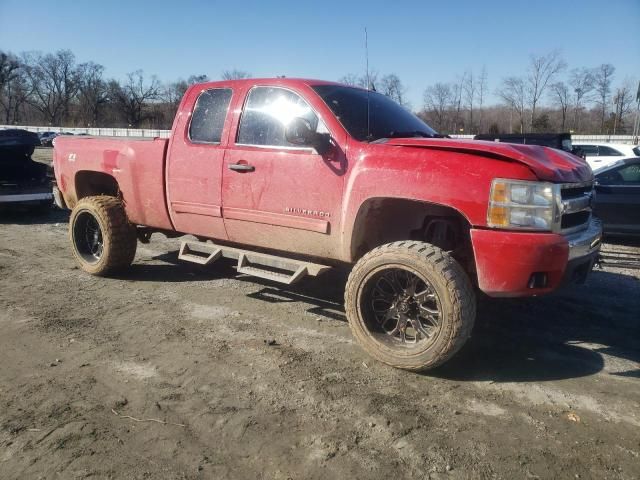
[385,138,592,183]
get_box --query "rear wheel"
[69,196,137,276]
[345,241,476,371]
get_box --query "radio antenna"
[365,27,371,141]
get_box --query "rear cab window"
[189,88,233,144]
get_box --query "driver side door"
[221,86,344,259]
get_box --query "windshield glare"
[312,85,437,142]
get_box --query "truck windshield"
[312,84,438,142]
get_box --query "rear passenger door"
[166,87,234,239]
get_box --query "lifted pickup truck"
[53,78,601,371]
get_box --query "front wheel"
[69,195,137,276]
[345,241,476,371]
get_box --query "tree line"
[1,48,637,135]
[0,49,251,130]
[416,51,637,135]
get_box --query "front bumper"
[471,217,602,297]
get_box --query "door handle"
[228,163,255,172]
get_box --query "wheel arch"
[73,171,120,207]
[348,197,476,279]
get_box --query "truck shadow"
[430,270,640,382]
[128,249,639,383]
[0,208,69,225]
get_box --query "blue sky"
[1,0,638,108]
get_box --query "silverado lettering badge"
[285,207,331,218]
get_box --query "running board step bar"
[178,241,330,285]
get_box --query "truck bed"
[53,136,173,230]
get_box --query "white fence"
[1,125,170,138]
[1,125,638,144]
[450,134,638,144]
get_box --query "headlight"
[487,179,560,231]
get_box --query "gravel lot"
[0,149,639,479]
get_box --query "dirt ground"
[1,149,639,479]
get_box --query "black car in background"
[593,157,640,237]
[38,131,58,146]
[0,129,53,212]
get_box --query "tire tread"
[69,195,137,276]
[345,241,476,371]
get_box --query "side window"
[597,146,622,156]
[578,145,598,155]
[618,164,640,184]
[189,88,233,144]
[237,87,320,147]
[598,164,640,185]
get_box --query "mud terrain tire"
[345,241,476,371]
[69,195,137,276]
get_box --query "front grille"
[560,182,593,234]
[562,184,591,199]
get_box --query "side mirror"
[285,117,314,146]
[285,117,332,155]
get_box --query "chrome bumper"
[566,217,602,261]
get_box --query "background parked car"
[39,131,58,147]
[38,131,57,145]
[573,142,640,170]
[0,129,53,213]
[593,157,640,237]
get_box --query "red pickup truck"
[53,78,601,371]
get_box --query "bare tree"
[451,72,466,134]
[77,62,108,126]
[165,74,209,107]
[423,83,453,132]
[110,70,160,127]
[221,69,251,80]
[497,77,526,133]
[550,81,570,131]
[0,51,28,124]
[380,74,407,106]
[22,50,81,125]
[525,50,566,130]
[594,63,616,133]
[612,80,635,134]
[463,70,477,133]
[338,71,379,90]
[338,73,359,86]
[0,52,20,92]
[1,70,30,124]
[477,66,488,133]
[568,67,594,132]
